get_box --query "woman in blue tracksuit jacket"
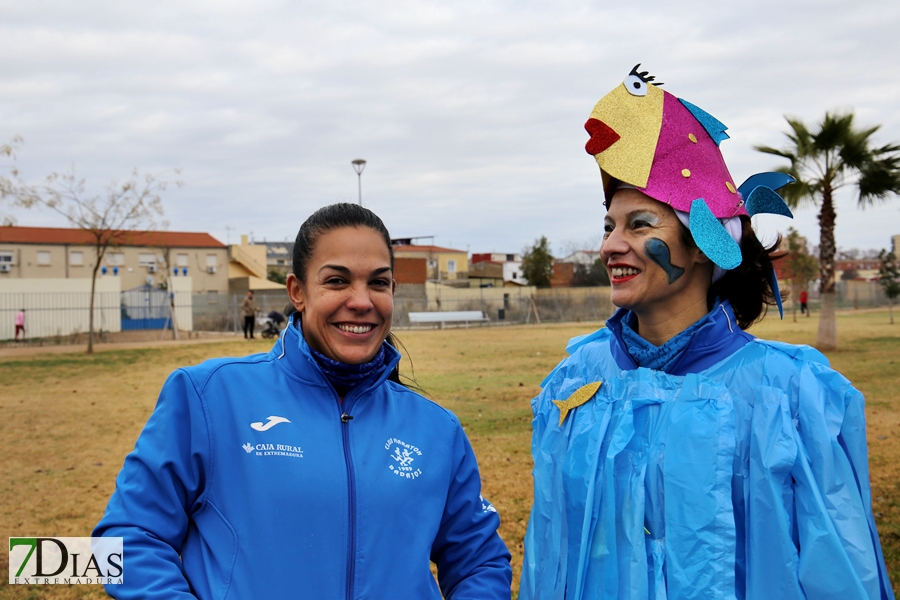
[520,69,893,599]
[94,203,512,599]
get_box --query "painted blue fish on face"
[644,238,685,284]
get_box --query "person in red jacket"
[800,289,809,315]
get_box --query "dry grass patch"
[1,312,898,597]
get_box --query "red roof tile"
[392,244,466,253]
[0,226,225,248]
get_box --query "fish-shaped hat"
[585,65,794,315]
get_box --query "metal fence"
[0,289,194,341]
[187,287,614,331]
[192,290,292,333]
[121,285,172,330]
[4,280,888,340]
[394,286,615,327]
[796,280,891,310]
[0,291,121,341]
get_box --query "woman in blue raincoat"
[520,67,894,599]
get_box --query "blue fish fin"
[679,98,729,146]
[737,172,794,195]
[767,266,784,319]
[744,187,793,218]
[689,199,742,270]
[737,172,795,217]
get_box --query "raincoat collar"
[605,299,754,375]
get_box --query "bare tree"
[18,168,179,353]
[148,244,181,341]
[0,135,24,225]
[557,236,603,262]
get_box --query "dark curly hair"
[709,217,782,330]
[678,216,781,330]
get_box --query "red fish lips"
[584,118,620,155]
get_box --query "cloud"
[1,0,898,254]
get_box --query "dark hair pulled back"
[289,203,420,390]
[703,216,781,330]
[292,203,394,282]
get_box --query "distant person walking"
[241,291,258,339]
[799,289,809,316]
[14,309,25,341]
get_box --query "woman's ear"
[286,274,306,313]
[694,248,712,265]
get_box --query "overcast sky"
[2,0,899,257]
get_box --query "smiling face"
[287,226,394,365]
[600,188,713,325]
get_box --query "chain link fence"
[191,287,614,332]
[798,280,891,311]
[6,280,889,341]
[393,286,615,327]
[0,289,193,343]
[192,290,292,333]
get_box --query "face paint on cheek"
[644,238,685,284]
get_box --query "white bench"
[407,310,489,329]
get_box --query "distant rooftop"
[393,244,466,254]
[0,226,225,248]
[252,239,294,259]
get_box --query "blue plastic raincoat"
[521,302,893,599]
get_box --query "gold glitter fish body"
[583,63,795,279]
[586,79,665,190]
[552,381,602,426]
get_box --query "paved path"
[0,334,248,358]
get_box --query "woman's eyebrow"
[626,209,659,220]
[319,264,351,275]
[318,265,393,276]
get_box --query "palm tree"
[756,112,900,350]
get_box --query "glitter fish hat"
[585,64,794,315]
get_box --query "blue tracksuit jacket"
[94,323,512,599]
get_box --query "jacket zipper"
[339,399,356,600]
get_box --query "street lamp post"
[351,159,366,206]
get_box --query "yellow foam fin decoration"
[552,381,602,426]
[588,83,664,188]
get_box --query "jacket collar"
[605,299,753,375]
[271,315,402,400]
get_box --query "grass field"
[1,310,899,598]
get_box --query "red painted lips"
[584,118,620,155]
